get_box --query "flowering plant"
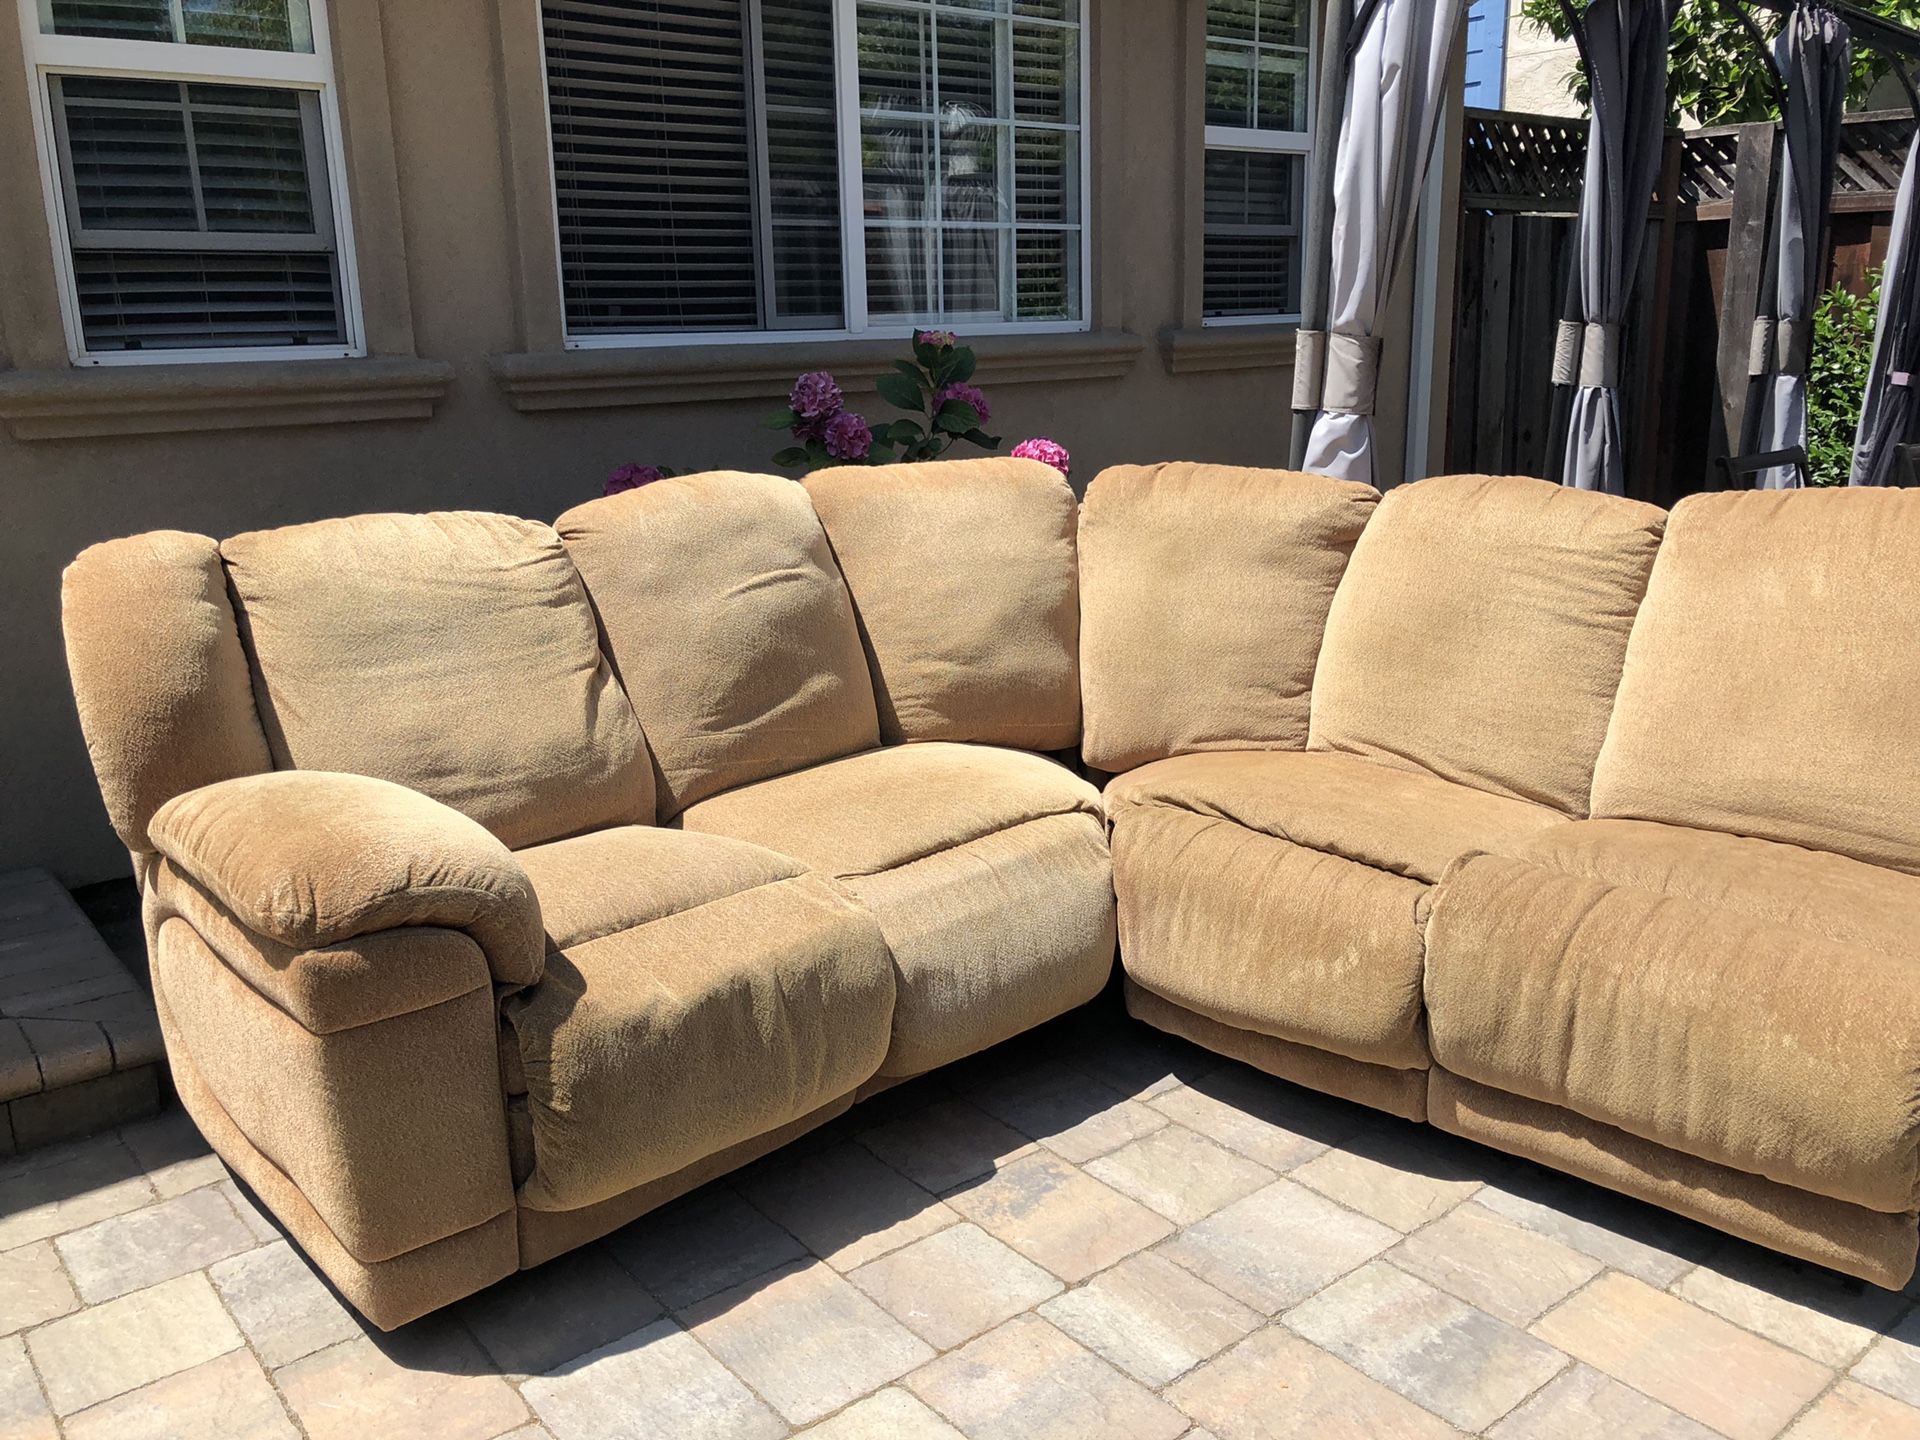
[1010,437,1070,478]
[764,331,1002,472]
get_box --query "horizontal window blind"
[49,75,344,351]
[543,0,1084,339]
[1202,148,1301,318]
[545,0,766,332]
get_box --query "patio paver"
[1,1015,1917,1440]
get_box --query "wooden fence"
[1445,108,1912,503]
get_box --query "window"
[18,0,360,364]
[1202,0,1310,323]
[540,0,1086,345]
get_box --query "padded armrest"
[149,770,544,988]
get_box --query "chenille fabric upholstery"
[62,530,273,852]
[1108,751,1560,1079]
[1430,1072,1919,1289]
[221,512,653,849]
[680,743,1114,1076]
[805,458,1081,749]
[1309,473,1666,814]
[1426,821,1920,1214]
[557,473,879,817]
[503,825,894,1211]
[1592,487,1920,874]
[1077,463,1378,772]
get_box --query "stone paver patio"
[3,1007,1919,1440]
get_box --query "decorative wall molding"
[0,357,455,440]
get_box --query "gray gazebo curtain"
[1291,0,1468,486]
[1556,0,1676,494]
[1744,1,1851,487]
[1850,125,1920,485]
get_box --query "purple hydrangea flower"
[789,371,844,424]
[604,463,665,496]
[1011,437,1069,478]
[823,410,874,462]
[915,329,958,350]
[935,382,991,423]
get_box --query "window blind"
[50,76,343,351]
[1202,148,1300,318]
[545,0,766,333]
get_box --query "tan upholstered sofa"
[61,459,1920,1328]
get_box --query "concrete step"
[0,867,164,1154]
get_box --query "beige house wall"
[1503,7,1581,117]
[0,0,1419,886]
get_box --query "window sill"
[0,357,455,441]
[1160,323,1299,375]
[489,330,1146,412]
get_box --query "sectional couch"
[61,458,1920,1327]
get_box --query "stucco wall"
[1503,8,1581,117]
[0,0,1418,885]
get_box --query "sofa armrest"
[149,770,544,990]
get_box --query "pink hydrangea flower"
[823,410,874,461]
[605,463,664,496]
[1011,437,1069,477]
[935,382,991,423]
[789,371,844,424]
[915,329,958,350]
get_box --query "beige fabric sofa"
[1088,466,1920,1291]
[61,458,1920,1328]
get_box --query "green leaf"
[890,360,927,386]
[947,347,977,384]
[884,418,924,444]
[763,408,802,430]
[962,428,1001,450]
[805,438,832,468]
[936,398,982,429]
[876,371,925,412]
[772,446,809,467]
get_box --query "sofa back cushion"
[63,530,276,853]
[804,457,1080,749]
[1078,462,1379,772]
[1309,473,1666,814]
[220,511,652,849]
[1592,487,1920,873]
[558,472,879,817]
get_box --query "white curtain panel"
[1850,127,1919,486]
[1559,0,1673,494]
[1300,0,1467,486]
[1746,1,1850,488]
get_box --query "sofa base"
[1430,1070,1919,1290]
[1123,978,1427,1122]
[517,1093,855,1266]
[165,1010,519,1330]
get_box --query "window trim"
[537,0,1095,351]
[14,0,367,366]
[1199,0,1315,327]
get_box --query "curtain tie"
[1774,318,1810,377]
[1748,316,1777,377]
[1291,329,1328,412]
[1552,320,1620,388]
[1291,332,1380,415]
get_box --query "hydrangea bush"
[764,331,1003,471]
[601,331,1072,490]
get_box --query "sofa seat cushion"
[680,744,1114,1077]
[1108,751,1563,1070]
[1426,820,1920,1213]
[503,826,894,1212]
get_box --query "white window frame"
[14,0,366,366]
[1200,0,1314,327]
[540,0,1094,351]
